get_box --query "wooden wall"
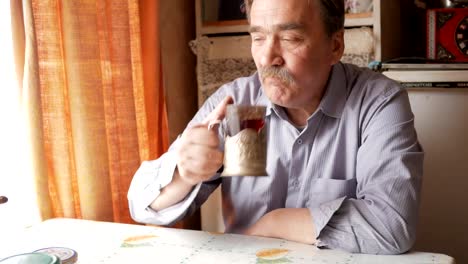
[160,0,198,144]
[159,0,200,230]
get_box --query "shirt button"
[297,139,303,144]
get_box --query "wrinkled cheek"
[251,49,262,67]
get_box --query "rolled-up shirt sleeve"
[127,150,203,226]
[127,84,232,226]
[310,88,423,254]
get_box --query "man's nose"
[260,38,284,67]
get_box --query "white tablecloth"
[0,218,455,264]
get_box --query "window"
[0,1,40,233]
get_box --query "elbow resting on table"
[128,201,149,224]
[364,224,416,255]
[378,234,415,255]
[388,233,418,255]
[377,209,418,254]
[333,229,416,255]
[127,199,163,226]
[322,208,418,255]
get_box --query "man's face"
[249,0,343,111]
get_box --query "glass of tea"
[221,105,267,177]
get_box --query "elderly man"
[128,0,423,254]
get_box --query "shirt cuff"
[132,152,178,211]
[145,183,202,225]
[309,196,346,247]
[128,151,201,225]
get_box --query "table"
[0,218,455,264]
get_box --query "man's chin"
[264,89,290,107]
[261,79,296,104]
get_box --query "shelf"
[200,12,373,35]
[383,70,468,83]
[344,12,374,27]
[203,20,249,27]
[201,20,249,35]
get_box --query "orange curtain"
[11,0,168,224]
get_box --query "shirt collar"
[317,63,347,119]
[254,62,347,119]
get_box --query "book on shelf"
[381,63,468,71]
[383,70,468,83]
[383,69,468,88]
[400,82,468,88]
[379,57,468,71]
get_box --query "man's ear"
[330,29,345,65]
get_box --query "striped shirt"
[127,62,423,254]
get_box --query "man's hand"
[243,208,317,245]
[176,96,233,186]
[150,96,233,211]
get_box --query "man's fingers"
[203,96,233,124]
[211,96,234,121]
[181,155,223,175]
[182,126,219,147]
[176,97,231,185]
[177,147,223,184]
[180,144,223,165]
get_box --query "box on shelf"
[427,8,468,62]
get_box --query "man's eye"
[281,37,300,42]
[251,36,265,43]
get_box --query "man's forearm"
[244,208,316,244]
[149,168,194,211]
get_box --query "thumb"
[203,96,233,125]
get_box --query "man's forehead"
[249,22,305,34]
[249,0,315,30]
[251,0,312,14]
[251,0,314,9]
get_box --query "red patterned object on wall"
[427,8,468,62]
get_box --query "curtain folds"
[12,0,168,224]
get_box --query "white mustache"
[259,66,295,86]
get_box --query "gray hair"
[244,0,344,37]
